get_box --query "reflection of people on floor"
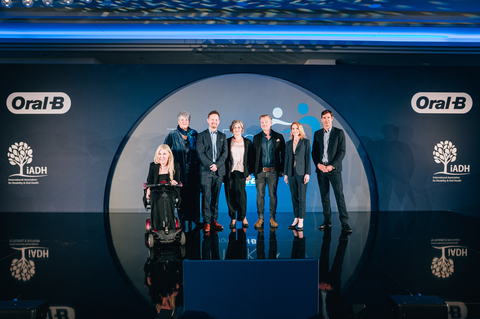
[290,229,306,259]
[185,225,202,261]
[256,228,277,259]
[319,229,349,319]
[202,230,220,260]
[226,228,247,260]
[144,245,184,319]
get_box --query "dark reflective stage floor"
[1,211,479,319]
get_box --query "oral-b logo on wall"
[7,92,71,114]
[411,92,472,114]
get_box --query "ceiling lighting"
[1,0,12,7]
[42,0,53,5]
[22,0,33,7]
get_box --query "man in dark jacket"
[312,110,352,233]
[252,114,285,229]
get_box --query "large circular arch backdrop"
[105,73,375,304]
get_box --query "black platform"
[1,211,479,319]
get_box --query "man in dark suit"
[312,110,352,233]
[253,114,285,229]
[196,110,228,233]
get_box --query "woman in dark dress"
[146,144,181,231]
[224,120,254,229]
[284,122,311,231]
[164,111,200,227]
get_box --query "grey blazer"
[284,138,311,177]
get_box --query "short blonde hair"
[289,122,306,140]
[153,144,175,180]
[230,120,245,133]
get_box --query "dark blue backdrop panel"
[183,259,319,319]
[0,64,478,216]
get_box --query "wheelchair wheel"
[148,248,155,261]
[147,233,155,248]
[179,231,186,245]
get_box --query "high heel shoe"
[287,222,298,230]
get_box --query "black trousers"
[150,189,176,230]
[200,171,223,224]
[316,171,348,224]
[225,170,247,221]
[179,170,201,223]
[287,172,308,219]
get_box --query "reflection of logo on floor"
[431,239,467,279]
[9,239,49,281]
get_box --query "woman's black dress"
[147,162,181,230]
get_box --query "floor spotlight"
[22,0,34,7]
[84,0,92,3]
[42,0,52,5]
[1,0,13,7]
[64,0,73,4]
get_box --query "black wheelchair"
[143,182,186,260]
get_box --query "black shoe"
[287,224,297,230]
[318,222,332,231]
[229,223,236,229]
[342,223,353,233]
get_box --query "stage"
[1,211,479,318]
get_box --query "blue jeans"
[255,170,279,219]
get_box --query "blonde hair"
[230,120,245,133]
[289,121,306,140]
[154,144,175,181]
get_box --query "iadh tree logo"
[7,142,47,184]
[9,239,50,281]
[431,238,467,279]
[432,140,469,183]
[8,142,33,177]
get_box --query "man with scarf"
[165,111,201,228]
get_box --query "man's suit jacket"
[253,129,285,177]
[196,129,228,176]
[284,138,311,177]
[312,127,346,173]
[225,136,254,179]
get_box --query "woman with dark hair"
[146,144,181,231]
[224,120,254,229]
[284,122,311,231]
[164,111,200,227]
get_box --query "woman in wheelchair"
[146,144,181,231]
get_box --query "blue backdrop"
[1,64,478,217]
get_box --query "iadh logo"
[432,140,469,183]
[431,238,467,278]
[7,142,47,184]
[9,239,50,281]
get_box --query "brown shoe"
[270,217,278,228]
[203,223,210,233]
[254,218,264,229]
[211,220,224,231]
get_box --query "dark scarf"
[177,125,197,151]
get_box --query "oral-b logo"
[411,92,472,114]
[7,92,71,114]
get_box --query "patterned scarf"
[177,125,197,163]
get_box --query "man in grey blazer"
[196,110,228,233]
[312,110,352,233]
